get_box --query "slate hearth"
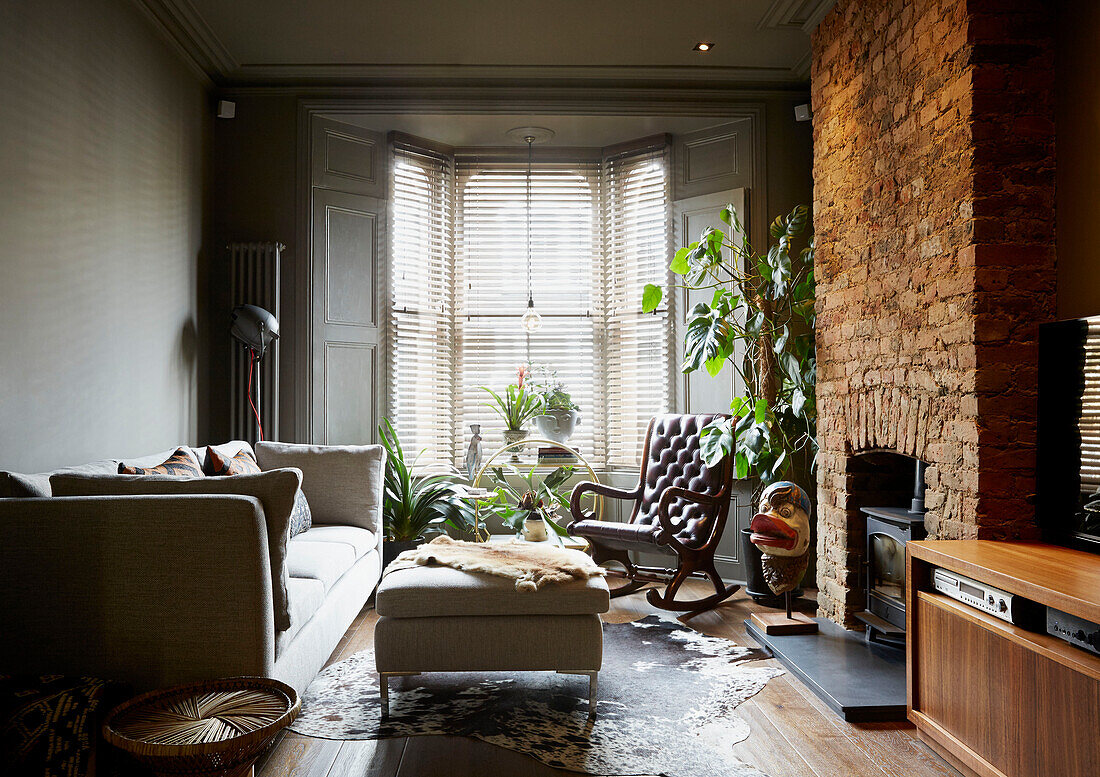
[745,617,906,722]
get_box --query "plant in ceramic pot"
[529,367,581,445]
[481,464,575,540]
[481,365,544,460]
[378,418,473,567]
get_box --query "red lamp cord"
[247,348,264,442]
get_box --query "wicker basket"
[102,676,300,777]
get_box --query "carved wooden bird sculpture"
[749,481,812,596]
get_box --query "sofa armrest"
[255,442,385,535]
[0,494,276,692]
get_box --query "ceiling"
[135,0,834,87]
[326,113,741,148]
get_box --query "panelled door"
[309,117,387,444]
[671,187,751,584]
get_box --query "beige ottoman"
[374,556,610,716]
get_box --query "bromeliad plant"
[481,365,545,431]
[378,418,475,541]
[642,204,816,490]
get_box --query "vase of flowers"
[482,365,544,462]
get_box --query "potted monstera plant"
[642,204,816,602]
[378,418,472,568]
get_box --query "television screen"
[1038,315,1100,551]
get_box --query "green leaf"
[682,303,730,374]
[774,325,789,353]
[700,418,734,465]
[705,355,725,377]
[719,206,732,225]
[642,283,663,313]
[754,398,767,424]
[791,388,807,418]
[735,452,749,480]
[670,247,691,275]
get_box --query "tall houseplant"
[642,204,816,491]
[378,418,473,566]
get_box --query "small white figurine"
[465,424,483,481]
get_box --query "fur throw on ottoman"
[387,535,605,591]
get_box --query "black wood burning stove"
[854,460,927,647]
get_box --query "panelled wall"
[0,0,210,472]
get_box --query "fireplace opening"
[848,451,928,648]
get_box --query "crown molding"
[222,62,808,88]
[130,0,236,84]
[758,0,837,33]
[215,84,810,108]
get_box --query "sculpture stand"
[749,591,819,635]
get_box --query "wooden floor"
[257,582,960,777]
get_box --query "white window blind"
[1079,319,1100,488]
[388,139,672,471]
[602,143,674,467]
[388,143,455,468]
[454,156,603,462]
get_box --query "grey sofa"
[0,440,384,696]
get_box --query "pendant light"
[519,133,543,333]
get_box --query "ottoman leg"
[379,672,421,717]
[558,670,599,717]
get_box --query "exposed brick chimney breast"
[810,0,1055,625]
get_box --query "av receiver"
[931,568,1045,629]
[1046,607,1100,656]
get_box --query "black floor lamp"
[230,304,279,441]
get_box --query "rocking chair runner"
[567,414,740,613]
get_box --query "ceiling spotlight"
[693,41,714,52]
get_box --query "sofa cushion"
[286,536,357,593]
[254,442,384,534]
[50,468,302,632]
[0,459,117,498]
[117,447,204,477]
[293,525,377,559]
[376,552,610,618]
[205,446,261,476]
[279,576,327,651]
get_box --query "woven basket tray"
[103,676,299,776]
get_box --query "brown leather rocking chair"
[567,414,740,613]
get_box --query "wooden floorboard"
[259,580,956,777]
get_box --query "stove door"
[868,531,907,628]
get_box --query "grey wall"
[0,0,210,472]
[1057,0,1100,319]
[210,95,299,442]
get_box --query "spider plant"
[378,418,472,542]
[481,384,544,431]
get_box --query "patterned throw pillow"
[289,487,313,538]
[117,448,203,477]
[0,673,127,777]
[206,447,262,476]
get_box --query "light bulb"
[521,297,543,332]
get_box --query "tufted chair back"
[630,414,732,547]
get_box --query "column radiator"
[229,242,282,443]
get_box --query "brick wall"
[810,0,1055,625]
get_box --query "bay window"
[389,135,673,470]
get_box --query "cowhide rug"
[291,615,782,776]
